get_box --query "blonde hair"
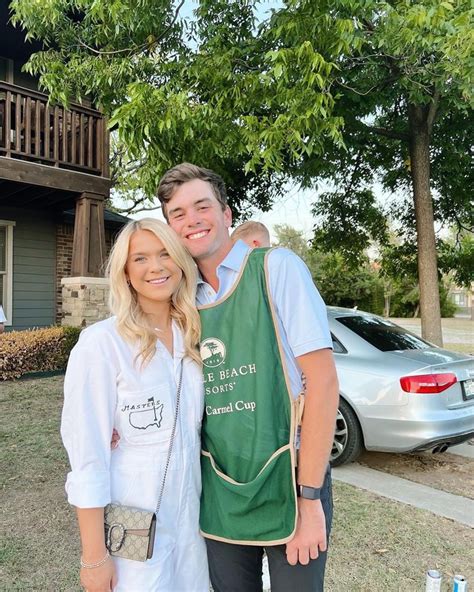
[231,221,270,247]
[106,218,201,366]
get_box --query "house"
[0,5,127,331]
[449,283,474,319]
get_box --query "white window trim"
[0,220,15,326]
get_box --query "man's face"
[166,179,232,263]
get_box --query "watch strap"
[297,485,321,500]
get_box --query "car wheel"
[330,398,363,467]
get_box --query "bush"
[0,326,81,381]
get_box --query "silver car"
[327,307,474,466]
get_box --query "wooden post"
[5,90,11,157]
[71,192,107,277]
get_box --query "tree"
[273,225,385,314]
[10,0,352,217]
[293,0,473,345]
[273,223,310,259]
[12,0,473,343]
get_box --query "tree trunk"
[383,281,391,317]
[408,104,443,346]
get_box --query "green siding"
[0,206,56,330]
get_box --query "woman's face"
[126,230,183,310]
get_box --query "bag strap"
[154,362,183,516]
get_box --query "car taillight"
[400,373,457,394]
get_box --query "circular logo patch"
[200,338,226,368]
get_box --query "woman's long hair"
[106,218,201,366]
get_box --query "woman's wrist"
[80,550,110,569]
[81,543,108,564]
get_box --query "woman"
[61,219,209,592]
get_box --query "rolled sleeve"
[65,470,111,508]
[61,333,118,508]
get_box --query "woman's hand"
[76,508,115,591]
[80,556,117,592]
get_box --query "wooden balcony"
[0,81,109,177]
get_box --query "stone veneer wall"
[61,277,110,327]
[56,223,115,324]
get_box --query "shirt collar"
[197,240,250,285]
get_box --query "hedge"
[0,326,81,381]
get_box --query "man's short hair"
[157,163,228,220]
[231,221,270,245]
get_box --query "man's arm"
[286,348,339,566]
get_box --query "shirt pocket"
[117,384,176,448]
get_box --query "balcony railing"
[0,82,109,177]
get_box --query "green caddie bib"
[198,248,298,545]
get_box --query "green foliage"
[273,225,385,314]
[0,326,81,380]
[294,0,473,287]
[11,0,472,286]
[388,279,456,318]
[310,251,385,315]
[379,239,461,317]
[311,189,388,267]
[274,224,459,317]
[273,223,309,259]
[10,0,355,218]
[438,232,474,288]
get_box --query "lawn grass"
[0,376,80,591]
[444,342,473,355]
[326,482,474,591]
[1,376,473,591]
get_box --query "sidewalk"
[332,463,474,528]
[449,441,474,459]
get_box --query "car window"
[331,333,347,354]
[335,316,432,352]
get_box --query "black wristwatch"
[297,485,321,500]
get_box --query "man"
[231,220,271,248]
[157,163,339,592]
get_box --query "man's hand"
[111,428,120,449]
[286,498,327,566]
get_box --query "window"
[0,57,13,83]
[331,333,347,354]
[335,315,432,352]
[0,221,15,325]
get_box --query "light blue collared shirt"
[197,240,332,399]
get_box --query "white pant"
[111,441,209,592]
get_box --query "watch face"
[299,486,321,500]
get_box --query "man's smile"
[187,230,210,240]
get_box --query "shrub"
[0,326,81,381]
